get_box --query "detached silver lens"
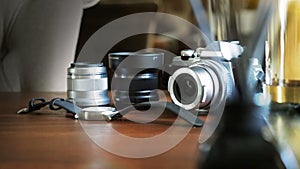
[67,62,110,107]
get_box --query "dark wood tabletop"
[1,92,300,169]
[0,92,205,169]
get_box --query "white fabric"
[82,0,100,9]
[0,0,83,91]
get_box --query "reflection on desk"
[267,106,300,169]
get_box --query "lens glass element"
[173,74,198,105]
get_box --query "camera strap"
[110,101,203,127]
[17,98,203,127]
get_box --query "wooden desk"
[1,92,300,169]
[0,92,204,169]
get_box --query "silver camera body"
[168,41,244,111]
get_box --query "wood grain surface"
[0,92,204,169]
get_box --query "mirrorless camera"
[168,41,244,111]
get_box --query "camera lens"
[173,74,198,105]
[67,62,110,107]
[108,52,164,109]
[168,66,214,110]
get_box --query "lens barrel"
[67,62,110,107]
[168,65,215,110]
[168,59,235,110]
[108,52,164,109]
